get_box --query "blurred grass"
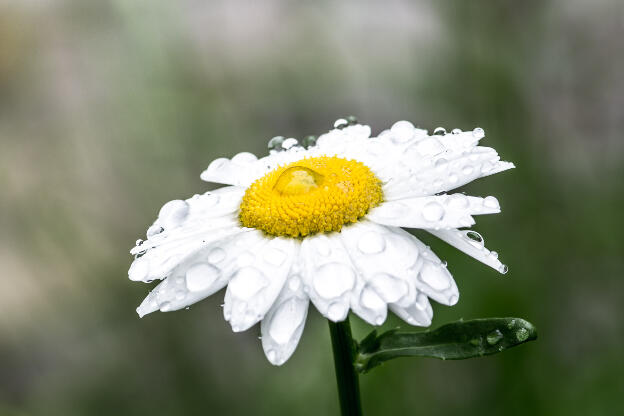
[1,0,623,415]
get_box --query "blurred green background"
[1,1,623,415]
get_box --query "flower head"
[129,120,513,365]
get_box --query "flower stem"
[328,317,363,416]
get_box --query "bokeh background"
[1,0,623,415]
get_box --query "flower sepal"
[355,317,537,374]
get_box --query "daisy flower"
[128,119,513,365]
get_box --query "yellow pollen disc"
[239,156,383,237]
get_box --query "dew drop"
[159,301,172,312]
[419,263,451,291]
[370,273,409,303]
[268,136,285,151]
[422,201,445,222]
[327,302,348,321]
[302,135,317,148]
[462,165,474,175]
[486,329,504,345]
[447,194,469,209]
[390,120,415,142]
[490,250,499,259]
[472,127,485,139]
[435,158,448,169]
[266,349,277,362]
[483,196,500,209]
[433,127,446,136]
[269,299,305,344]
[186,263,220,292]
[282,138,298,150]
[448,174,459,184]
[451,128,462,134]
[229,267,269,300]
[516,327,529,342]
[357,231,386,254]
[466,231,484,245]
[334,118,348,129]
[375,316,385,326]
[158,200,189,228]
[360,287,385,310]
[498,264,509,275]
[313,263,355,299]
[207,247,226,264]
[231,152,257,164]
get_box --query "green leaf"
[355,317,537,374]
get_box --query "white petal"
[261,273,309,366]
[129,187,246,282]
[367,194,500,230]
[339,222,420,325]
[384,227,460,306]
[136,229,266,317]
[389,292,433,326]
[299,233,357,322]
[200,152,262,186]
[427,228,507,273]
[223,237,298,332]
[383,146,514,200]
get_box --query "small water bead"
[136,239,144,246]
[175,290,186,301]
[462,165,474,175]
[146,224,164,238]
[390,120,415,142]
[266,349,277,362]
[451,128,462,134]
[231,152,257,164]
[268,136,285,151]
[486,329,504,345]
[483,196,500,209]
[229,267,269,300]
[516,327,529,342]
[269,299,305,344]
[447,194,469,209]
[128,258,149,281]
[422,201,445,222]
[301,135,317,148]
[360,287,385,310]
[334,118,348,129]
[159,301,172,312]
[282,138,298,150]
[466,231,484,245]
[498,264,509,274]
[448,174,459,184]
[490,250,499,259]
[186,263,220,292]
[435,158,449,169]
[313,263,355,298]
[433,127,446,135]
[207,247,226,264]
[327,302,348,321]
[357,231,386,254]
[346,115,358,125]
[472,127,485,139]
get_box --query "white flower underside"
[129,121,513,365]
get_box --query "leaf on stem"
[355,317,537,374]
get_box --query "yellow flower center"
[239,156,383,237]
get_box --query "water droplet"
[483,196,500,209]
[390,120,415,142]
[375,316,384,326]
[451,128,462,134]
[231,152,257,164]
[158,200,189,228]
[415,293,428,310]
[175,290,186,300]
[327,302,348,321]
[433,127,446,135]
[469,337,482,346]
[507,319,516,329]
[490,250,499,259]
[419,263,451,291]
[370,273,409,302]
[302,135,317,148]
[237,252,255,267]
[462,165,474,175]
[472,127,485,139]
[229,267,269,300]
[207,247,226,264]
[357,231,386,254]
[146,224,164,238]
[334,118,348,129]
[414,137,444,156]
[282,138,298,150]
[159,301,172,312]
[288,276,301,291]
[269,299,306,344]
[486,329,504,345]
[422,201,445,222]
[186,263,220,292]
[266,349,277,362]
[516,327,529,342]
[135,239,144,246]
[268,136,285,151]
[263,247,287,266]
[313,263,355,299]
[360,287,385,310]
[448,174,459,184]
[498,264,509,274]
[435,158,448,169]
[466,231,484,245]
[346,115,358,125]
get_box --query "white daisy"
[129,119,513,365]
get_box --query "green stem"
[328,317,363,416]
